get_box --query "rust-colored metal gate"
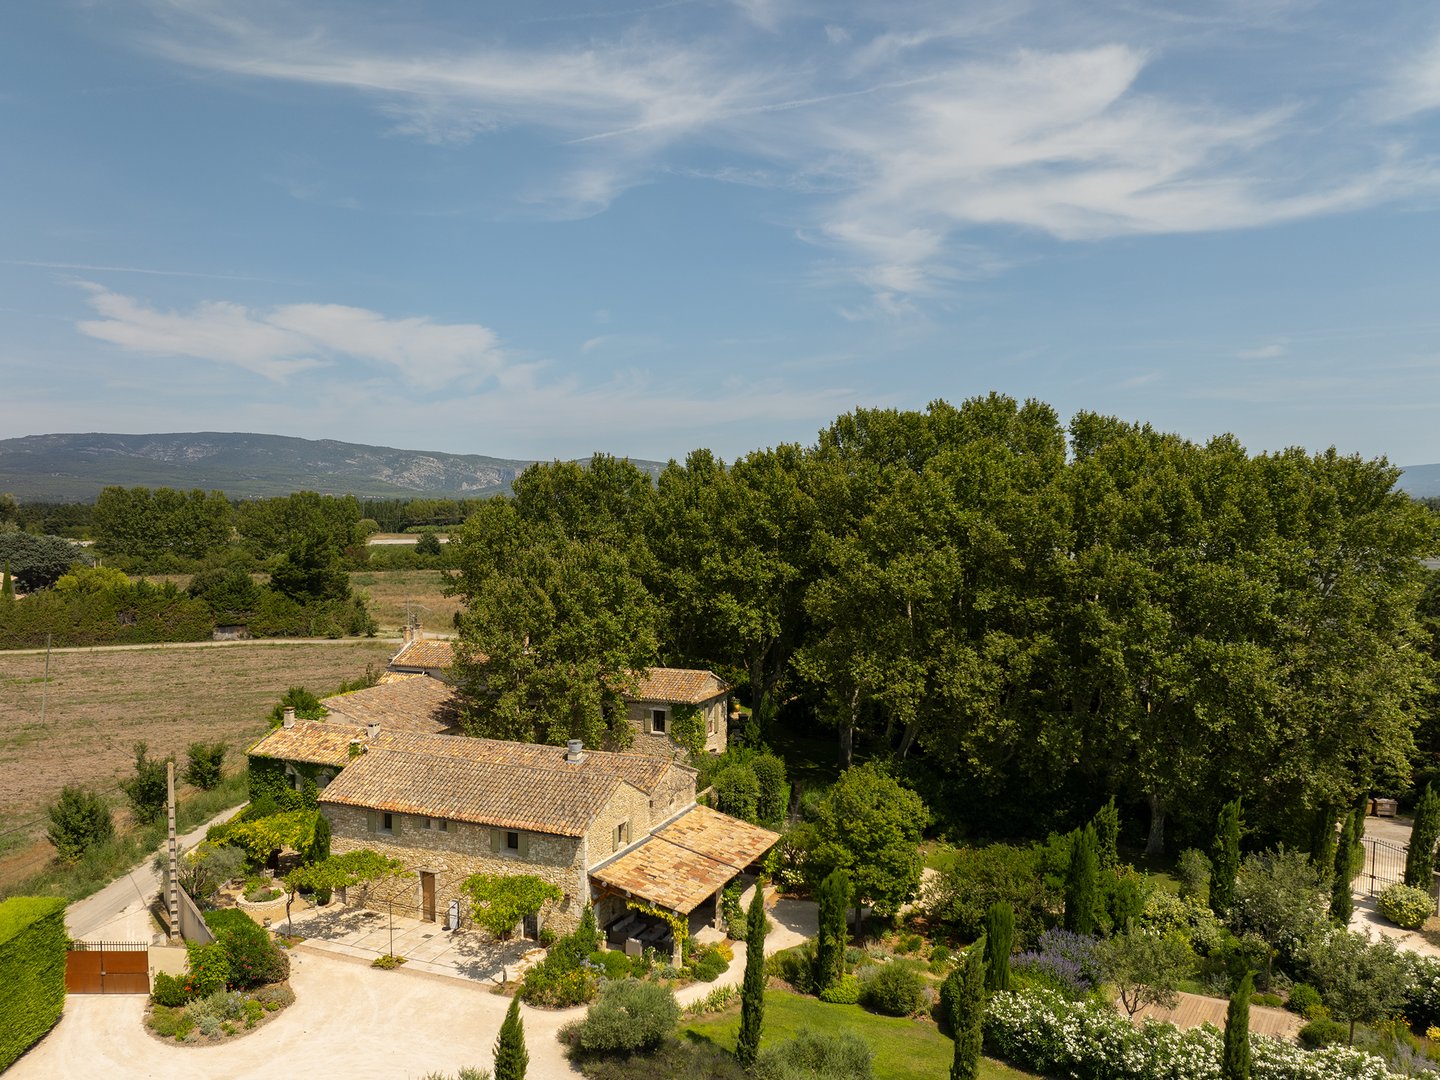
[65,941,150,994]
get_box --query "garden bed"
[145,983,295,1046]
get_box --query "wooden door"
[421,872,436,922]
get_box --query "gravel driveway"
[9,948,580,1080]
[13,895,819,1080]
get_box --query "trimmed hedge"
[0,896,68,1070]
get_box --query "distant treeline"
[1,492,490,548]
[0,489,485,575]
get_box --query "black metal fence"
[1358,836,1408,896]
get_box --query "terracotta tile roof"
[249,719,365,769]
[389,638,462,671]
[386,643,726,707]
[589,805,779,913]
[628,667,728,705]
[590,837,737,913]
[321,677,463,735]
[653,805,779,869]
[365,729,691,796]
[319,736,633,836]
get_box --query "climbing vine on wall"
[669,704,707,761]
[626,899,689,947]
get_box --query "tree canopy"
[463,872,563,940]
[435,394,1437,850]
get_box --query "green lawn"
[682,991,1038,1080]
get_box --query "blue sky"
[5,1,1440,465]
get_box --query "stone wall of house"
[646,766,698,830]
[583,784,654,870]
[624,696,728,760]
[322,804,586,935]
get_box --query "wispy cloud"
[1377,29,1440,120]
[135,2,1440,303]
[1237,343,1287,360]
[74,283,506,388]
[4,259,269,281]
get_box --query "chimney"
[565,739,585,764]
[403,625,413,646]
[367,722,380,739]
[282,707,296,730]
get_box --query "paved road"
[1,637,400,657]
[66,805,245,942]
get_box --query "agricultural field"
[348,569,462,632]
[142,569,460,634]
[0,638,396,885]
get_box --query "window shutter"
[490,828,502,853]
[518,833,530,857]
[642,713,651,734]
[367,811,376,833]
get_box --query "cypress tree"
[494,994,528,1080]
[306,812,331,865]
[814,868,851,993]
[950,934,988,1080]
[1330,811,1355,925]
[1064,826,1099,936]
[0,562,12,602]
[1210,798,1243,920]
[1350,796,1369,880]
[983,901,1013,992]
[1406,784,1440,888]
[1092,796,1120,871]
[1307,805,1337,879]
[1222,972,1253,1080]
[737,884,767,1067]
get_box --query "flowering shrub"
[984,988,1401,1079]
[1377,884,1433,931]
[1139,890,1225,955]
[1012,928,1102,998]
[1402,953,1440,1028]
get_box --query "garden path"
[1127,991,1303,1039]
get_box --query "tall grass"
[0,771,248,903]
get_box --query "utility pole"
[40,633,51,723]
[166,761,179,943]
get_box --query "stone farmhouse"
[387,629,733,759]
[248,673,776,950]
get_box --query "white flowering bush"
[983,988,1401,1079]
[1401,952,1440,1029]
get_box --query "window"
[613,822,628,851]
[506,831,520,851]
[421,817,450,832]
[650,709,667,734]
[380,812,394,834]
[438,818,449,832]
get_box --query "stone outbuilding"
[385,633,731,759]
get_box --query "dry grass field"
[0,639,397,827]
[349,569,462,631]
[143,569,460,633]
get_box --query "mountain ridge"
[0,432,665,501]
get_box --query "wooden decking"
[1127,991,1303,1040]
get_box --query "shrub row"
[984,987,1401,1080]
